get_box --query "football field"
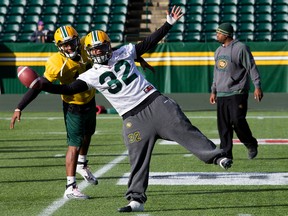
[0,111,287,216]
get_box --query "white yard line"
[38,150,128,216]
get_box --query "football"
[17,66,41,89]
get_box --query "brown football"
[17,66,40,89]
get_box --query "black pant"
[217,94,258,159]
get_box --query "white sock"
[78,155,87,163]
[67,176,76,185]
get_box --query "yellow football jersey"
[44,36,96,105]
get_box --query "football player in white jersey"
[35,6,233,212]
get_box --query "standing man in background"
[30,21,53,43]
[209,23,263,160]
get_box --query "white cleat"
[64,183,89,199]
[76,160,98,185]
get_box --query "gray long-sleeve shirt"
[211,39,261,96]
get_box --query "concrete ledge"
[0,93,287,112]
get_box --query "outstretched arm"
[135,5,183,56]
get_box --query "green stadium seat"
[204,22,219,32]
[273,22,288,32]
[76,15,92,24]
[169,0,186,6]
[43,6,59,15]
[24,15,39,24]
[107,23,125,33]
[238,0,255,6]
[6,15,23,24]
[255,0,272,5]
[45,0,60,7]
[236,33,254,41]
[165,33,183,42]
[256,23,272,32]
[238,14,255,23]
[254,33,272,41]
[272,33,288,41]
[76,23,90,35]
[17,33,32,42]
[93,14,109,24]
[0,15,5,24]
[81,0,94,7]
[60,6,76,15]
[273,5,288,14]
[94,6,110,15]
[42,15,58,25]
[61,0,78,7]
[110,14,126,24]
[93,23,108,32]
[273,14,288,23]
[183,32,201,42]
[58,15,75,25]
[256,14,272,23]
[273,0,288,5]
[204,33,217,42]
[170,23,184,33]
[9,6,25,15]
[221,14,237,23]
[0,33,17,42]
[109,33,124,42]
[12,0,27,7]
[185,14,202,23]
[185,23,202,33]
[205,0,220,5]
[239,5,254,14]
[29,0,44,7]
[186,0,203,6]
[3,23,20,33]
[204,5,220,14]
[0,0,9,7]
[45,23,55,32]
[78,6,93,15]
[205,14,220,23]
[21,23,36,33]
[112,0,129,6]
[221,0,237,6]
[186,5,203,15]
[0,6,8,15]
[222,5,237,14]
[238,22,255,32]
[110,6,128,15]
[26,6,42,15]
[95,0,111,6]
[255,5,272,14]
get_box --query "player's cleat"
[247,146,258,159]
[118,201,144,212]
[64,182,89,199]
[76,160,98,185]
[218,157,233,170]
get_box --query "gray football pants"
[122,94,224,203]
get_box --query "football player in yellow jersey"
[10,25,154,199]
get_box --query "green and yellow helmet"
[84,30,112,64]
[54,25,80,58]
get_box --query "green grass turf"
[0,111,287,216]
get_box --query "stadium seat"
[81,0,94,7]
[254,33,272,41]
[221,0,237,6]
[255,0,272,5]
[204,22,219,33]
[21,23,36,33]
[272,33,288,41]
[58,15,75,26]
[17,32,32,42]
[0,0,9,7]
[205,14,220,23]
[0,15,5,24]
[170,22,184,33]
[3,23,20,33]
[204,32,217,42]
[60,6,76,15]
[221,14,237,23]
[183,32,201,42]
[9,6,25,15]
[238,5,254,14]
[94,6,110,15]
[26,6,42,15]
[45,0,60,7]
[186,5,203,15]
[273,5,288,14]
[43,6,59,15]
[185,14,202,23]
[0,6,8,15]
[42,15,58,25]
[205,0,220,5]
[256,14,272,23]
[78,6,93,15]
[61,0,77,7]
[12,0,27,7]
[273,0,288,5]
[255,23,272,32]
[109,33,124,42]
[238,14,255,23]
[236,33,254,41]
[110,14,126,24]
[169,0,186,6]
[6,15,22,24]
[93,14,109,24]
[107,23,125,33]
[76,15,92,24]
[238,0,255,6]
[76,23,90,35]
[221,5,237,14]
[29,0,44,7]
[45,23,55,32]
[0,33,17,42]
[112,0,129,6]
[204,5,220,14]
[24,15,39,24]
[238,22,255,32]
[165,33,183,42]
[110,6,128,15]
[93,23,108,32]
[255,5,272,14]
[185,23,202,33]
[273,14,288,23]
[273,22,288,32]
[95,0,111,6]
[186,0,203,6]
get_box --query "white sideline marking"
[117,172,288,186]
[159,139,288,145]
[38,151,128,216]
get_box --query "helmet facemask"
[86,42,112,64]
[57,37,80,59]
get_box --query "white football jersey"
[77,43,157,116]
